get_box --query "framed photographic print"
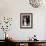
[20,13,33,28]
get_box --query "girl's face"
[24,18,26,22]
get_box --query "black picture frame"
[20,13,33,29]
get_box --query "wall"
[0,0,46,40]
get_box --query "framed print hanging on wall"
[20,13,33,29]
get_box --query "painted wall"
[0,0,46,40]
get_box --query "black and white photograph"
[20,13,33,28]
